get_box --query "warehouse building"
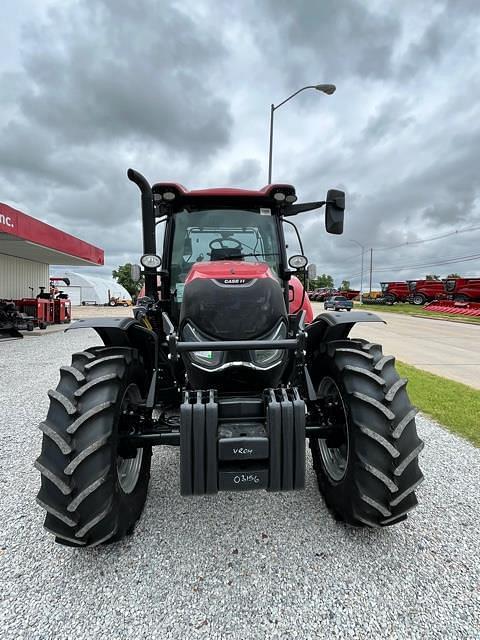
[0,202,103,299]
[51,271,131,306]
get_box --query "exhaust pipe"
[127,169,158,300]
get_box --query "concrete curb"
[411,314,480,326]
[21,325,68,337]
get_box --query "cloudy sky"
[1,0,480,289]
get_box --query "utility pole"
[348,240,365,304]
[369,248,373,294]
[268,104,275,184]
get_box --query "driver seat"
[210,247,243,261]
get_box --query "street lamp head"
[315,84,336,95]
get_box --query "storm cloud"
[1,0,480,287]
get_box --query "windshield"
[170,209,280,298]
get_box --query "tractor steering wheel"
[208,238,243,251]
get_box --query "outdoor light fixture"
[315,84,336,95]
[140,254,162,268]
[288,255,308,269]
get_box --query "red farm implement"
[444,278,480,303]
[380,281,410,304]
[407,279,447,305]
[425,300,480,317]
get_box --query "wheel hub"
[316,376,349,482]
[117,383,143,494]
[117,451,143,494]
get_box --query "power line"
[342,251,480,280]
[372,223,480,251]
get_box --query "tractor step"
[180,388,305,496]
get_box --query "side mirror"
[130,264,142,282]
[325,189,345,235]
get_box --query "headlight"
[251,322,287,368]
[182,323,223,368]
[288,254,308,269]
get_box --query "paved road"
[17,305,480,388]
[1,331,479,639]
[312,304,480,389]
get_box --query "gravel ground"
[0,331,479,640]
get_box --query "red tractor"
[444,277,480,302]
[35,170,423,547]
[380,281,410,304]
[407,279,446,305]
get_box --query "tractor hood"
[180,261,287,341]
[179,260,288,390]
[184,260,275,286]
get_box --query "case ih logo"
[219,278,251,285]
[0,212,16,230]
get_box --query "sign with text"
[0,207,17,233]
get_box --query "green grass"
[396,361,480,447]
[357,302,480,325]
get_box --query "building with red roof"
[0,202,104,299]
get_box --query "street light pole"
[268,104,275,184]
[267,84,336,184]
[369,247,373,295]
[349,240,366,304]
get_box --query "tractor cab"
[136,178,345,320]
[168,205,282,309]
[146,184,313,390]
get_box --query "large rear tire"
[412,293,426,305]
[309,339,424,527]
[35,346,152,547]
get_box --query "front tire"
[35,346,152,547]
[309,339,424,527]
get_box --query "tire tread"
[310,339,424,528]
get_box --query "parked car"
[311,287,336,301]
[324,295,353,311]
